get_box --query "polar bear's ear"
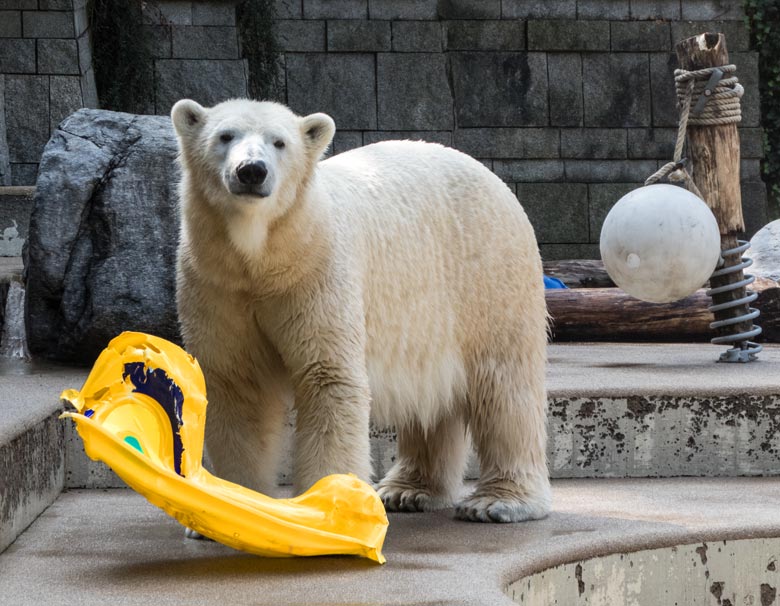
[171,99,207,139]
[300,113,335,159]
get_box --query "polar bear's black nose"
[236,160,268,185]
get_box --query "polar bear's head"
[171,99,335,216]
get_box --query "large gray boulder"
[750,219,780,283]
[25,109,181,364]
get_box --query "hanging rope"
[644,64,744,197]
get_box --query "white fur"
[172,99,551,523]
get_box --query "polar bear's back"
[318,140,546,428]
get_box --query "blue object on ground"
[544,275,568,289]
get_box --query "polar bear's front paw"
[455,485,550,523]
[376,481,450,512]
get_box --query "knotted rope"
[644,64,744,197]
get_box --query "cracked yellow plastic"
[61,332,387,563]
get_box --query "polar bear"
[171,99,550,523]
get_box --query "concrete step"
[2,478,779,605]
[0,186,34,257]
[2,343,780,555]
[0,359,87,553]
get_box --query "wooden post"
[675,33,754,349]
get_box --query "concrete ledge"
[2,478,779,605]
[41,342,780,488]
[0,411,63,554]
[0,360,87,551]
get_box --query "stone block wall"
[0,0,96,186]
[139,0,248,115]
[272,0,767,259]
[0,0,769,258]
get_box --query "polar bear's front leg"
[291,360,373,494]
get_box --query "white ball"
[599,184,721,303]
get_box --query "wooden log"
[675,34,754,345]
[547,277,780,342]
[542,259,614,288]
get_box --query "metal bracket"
[692,68,724,116]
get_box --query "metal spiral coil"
[707,240,762,363]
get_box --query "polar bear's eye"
[219,132,234,144]
[274,140,285,150]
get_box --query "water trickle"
[1,280,30,359]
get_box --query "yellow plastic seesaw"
[60,332,387,563]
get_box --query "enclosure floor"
[2,478,780,606]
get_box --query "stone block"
[73,3,88,36]
[0,39,34,73]
[548,53,583,127]
[732,52,760,128]
[539,243,600,260]
[583,54,651,127]
[377,53,452,130]
[274,0,301,18]
[453,128,559,158]
[155,1,192,25]
[192,2,236,25]
[330,130,363,155]
[535,20,610,52]
[588,182,642,241]
[39,0,72,8]
[611,21,671,51]
[76,30,91,71]
[5,75,49,163]
[565,159,657,183]
[80,66,98,108]
[742,181,768,238]
[578,0,629,19]
[627,128,675,159]
[649,52,678,127]
[739,127,764,159]
[451,52,548,127]
[741,158,761,182]
[681,1,745,20]
[630,0,681,20]
[0,0,35,8]
[49,76,82,131]
[392,21,442,52]
[287,53,376,129]
[22,10,74,38]
[155,59,247,114]
[670,20,750,52]
[143,25,172,58]
[304,0,367,19]
[37,39,79,75]
[10,163,37,185]
[328,20,391,51]
[445,20,525,51]
[501,0,576,18]
[363,130,452,146]
[516,183,589,243]
[276,20,326,52]
[438,0,500,18]
[561,129,626,159]
[172,26,239,59]
[492,159,565,182]
[0,76,8,186]
[369,0,437,19]
[0,11,21,36]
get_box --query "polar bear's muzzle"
[226,159,272,198]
